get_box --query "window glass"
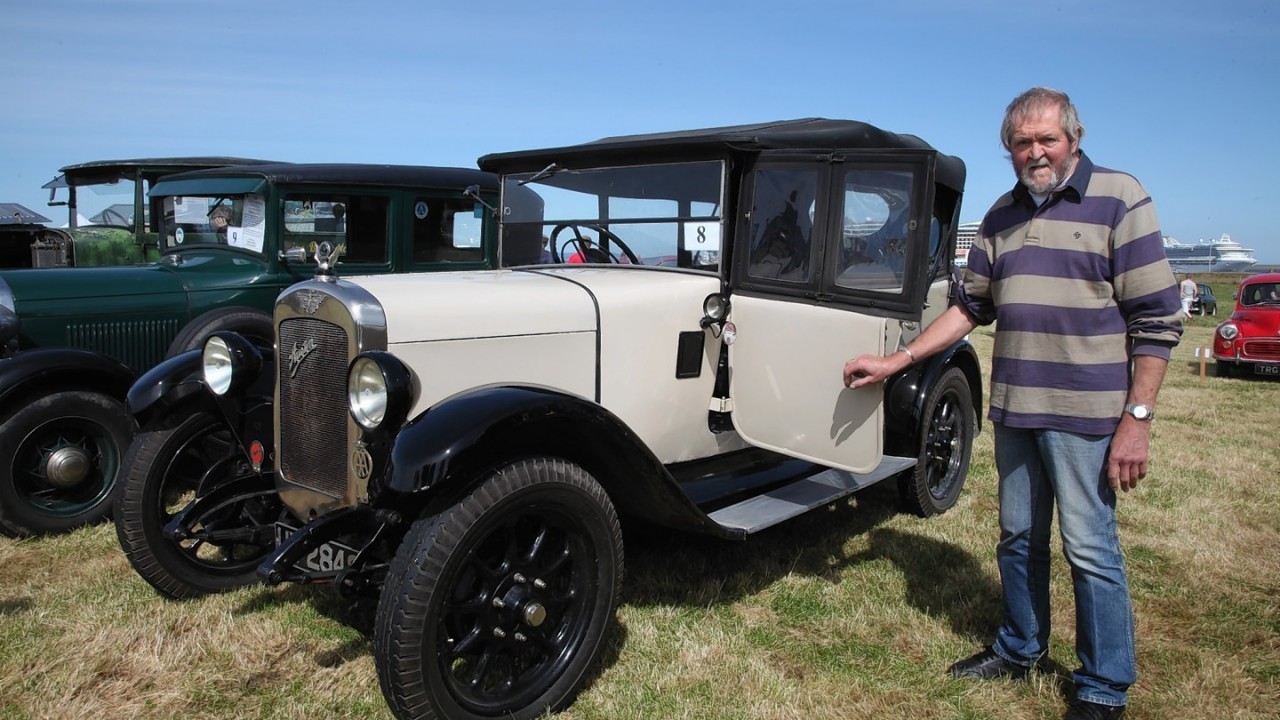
[78,178,136,229]
[411,198,484,263]
[161,194,264,253]
[283,194,389,264]
[833,170,914,294]
[746,168,817,283]
[500,161,723,268]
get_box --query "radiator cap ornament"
[312,240,345,279]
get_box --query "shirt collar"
[1011,151,1094,207]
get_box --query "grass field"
[1,315,1277,720]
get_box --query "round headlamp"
[1217,323,1239,341]
[349,356,389,430]
[348,351,414,432]
[202,332,262,396]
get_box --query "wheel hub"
[492,572,550,636]
[43,445,92,489]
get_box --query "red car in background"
[1213,272,1280,378]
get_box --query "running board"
[707,455,916,534]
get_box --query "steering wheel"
[549,223,641,265]
[98,208,131,227]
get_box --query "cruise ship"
[954,221,979,268]
[957,226,1257,274]
[1163,234,1258,273]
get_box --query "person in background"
[1179,274,1198,316]
[209,205,232,239]
[539,235,554,264]
[843,87,1183,720]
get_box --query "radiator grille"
[1243,338,1280,361]
[66,318,181,372]
[278,317,351,499]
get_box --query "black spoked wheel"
[114,409,279,599]
[900,367,975,517]
[375,458,623,720]
[0,391,133,537]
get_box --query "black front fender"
[128,343,277,466]
[0,347,135,409]
[126,349,204,424]
[377,386,736,537]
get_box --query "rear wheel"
[165,307,273,358]
[899,367,974,517]
[375,458,623,720]
[114,409,279,599]
[0,391,133,537]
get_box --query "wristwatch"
[1123,403,1154,421]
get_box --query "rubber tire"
[375,458,623,720]
[899,367,975,517]
[0,391,133,537]
[1215,361,1232,378]
[164,306,273,358]
[114,409,272,599]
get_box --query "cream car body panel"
[348,266,748,463]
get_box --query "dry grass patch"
[2,321,1277,719]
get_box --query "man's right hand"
[843,353,908,389]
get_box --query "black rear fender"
[883,339,983,454]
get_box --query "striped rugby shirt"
[959,152,1183,435]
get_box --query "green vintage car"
[0,157,278,269]
[0,163,500,536]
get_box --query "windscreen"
[499,161,724,270]
[160,194,266,254]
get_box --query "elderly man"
[843,87,1182,720]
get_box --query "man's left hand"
[1108,417,1151,492]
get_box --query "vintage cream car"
[116,119,981,720]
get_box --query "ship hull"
[1163,234,1258,274]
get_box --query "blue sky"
[3,0,1277,262]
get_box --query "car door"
[726,150,935,474]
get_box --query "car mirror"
[279,246,308,263]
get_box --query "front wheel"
[375,458,624,720]
[899,367,975,517]
[0,391,133,537]
[114,409,279,599]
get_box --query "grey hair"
[1000,87,1085,151]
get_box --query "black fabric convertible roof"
[43,157,282,189]
[151,164,498,194]
[479,118,965,192]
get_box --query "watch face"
[1128,404,1151,420]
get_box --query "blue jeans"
[991,424,1136,707]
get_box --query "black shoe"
[1064,700,1126,720]
[947,646,1034,680]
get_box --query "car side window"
[746,168,817,283]
[412,197,484,263]
[283,194,389,264]
[832,170,914,294]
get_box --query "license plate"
[1255,364,1280,376]
[275,522,361,573]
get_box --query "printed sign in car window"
[682,221,720,252]
[232,194,267,253]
